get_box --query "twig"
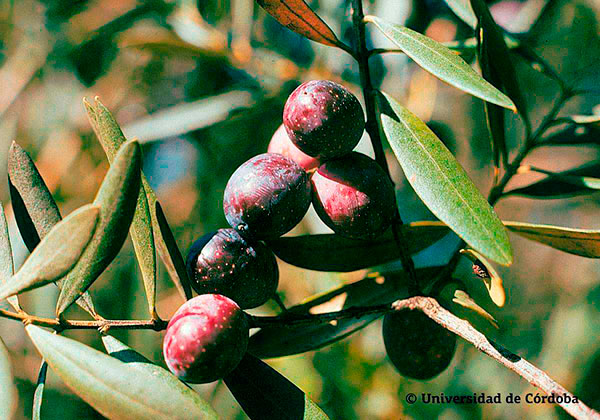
[351,0,418,292]
[394,296,600,420]
[0,308,167,331]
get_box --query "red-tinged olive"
[268,124,321,171]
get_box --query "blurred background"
[0,0,598,418]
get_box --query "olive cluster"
[163,80,454,384]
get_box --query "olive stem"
[351,0,419,292]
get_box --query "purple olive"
[283,80,364,159]
[185,229,279,309]
[268,124,320,171]
[223,153,312,239]
[163,294,249,384]
[311,152,395,239]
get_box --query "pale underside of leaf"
[0,336,17,419]
[26,326,218,420]
[0,205,99,301]
[0,204,19,311]
[85,97,157,316]
[366,16,515,111]
[377,91,512,266]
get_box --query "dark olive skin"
[185,229,279,309]
[223,153,312,239]
[283,80,364,159]
[311,152,396,239]
[268,124,321,171]
[163,294,249,384]
[382,309,457,380]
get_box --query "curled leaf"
[85,97,157,316]
[257,0,345,49]
[33,360,48,420]
[439,282,498,329]
[267,222,449,272]
[366,16,515,111]
[56,141,142,315]
[460,248,506,307]
[26,326,218,420]
[377,91,513,266]
[224,353,329,420]
[0,205,99,301]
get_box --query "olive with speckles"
[185,229,279,309]
[223,153,312,239]
[268,124,321,170]
[163,294,249,384]
[311,152,395,239]
[382,309,457,380]
[283,80,364,159]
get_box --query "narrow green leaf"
[459,248,505,307]
[470,0,529,122]
[505,221,600,258]
[8,141,61,253]
[56,141,142,315]
[249,267,441,358]
[443,0,478,29]
[365,16,515,111]
[101,335,218,418]
[0,337,17,419]
[0,205,99,301]
[33,360,48,420]
[377,91,513,266]
[7,142,97,317]
[224,353,329,420]
[0,204,19,311]
[267,222,449,272]
[153,200,193,300]
[478,27,507,171]
[257,0,345,49]
[26,326,218,420]
[85,97,157,317]
[506,162,600,199]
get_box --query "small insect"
[472,260,490,279]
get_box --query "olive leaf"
[439,282,498,329]
[0,337,16,419]
[84,97,158,317]
[267,222,449,272]
[101,335,218,418]
[249,267,441,358]
[8,141,61,252]
[8,141,97,317]
[477,26,507,171]
[85,97,192,302]
[542,125,600,147]
[26,326,219,420]
[377,91,513,266]
[470,0,529,123]
[257,0,345,50]
[460,248,506,307]
[0,204,99,301]
[365,16,515,111]
[505,221,600,258]
[33,360,48,420]
[56,141,142,315]
[506,162,600,199]
[0,204,19,311]
[224,353,329,420]
[443,0,478,29]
